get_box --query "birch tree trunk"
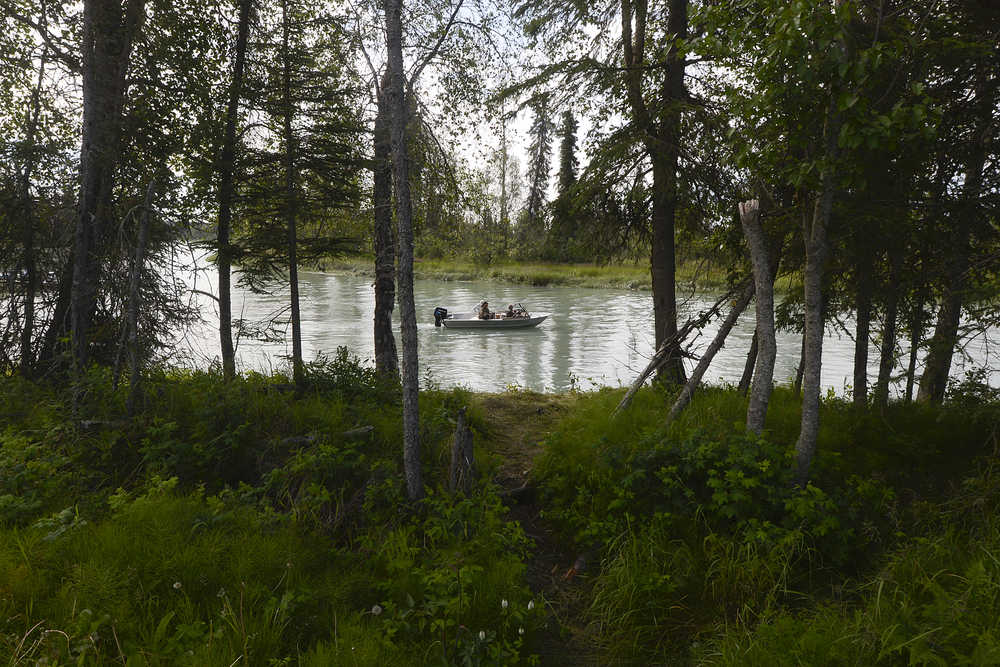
[385,0,422,501]
[216,0,253,382]
[665,282,754,426]
[794,103,841,486]
[738,330,758,395]
[740,199,777,434]
[71,0,146,370]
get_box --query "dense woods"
[1,0,998,664]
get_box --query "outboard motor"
[433,307,449,327]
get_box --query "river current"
[173,260,998,395]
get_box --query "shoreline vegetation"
[310,255,758,293]
[2,362,998,664]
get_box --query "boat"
[433,303,548,329]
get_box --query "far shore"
[306,255,778,293]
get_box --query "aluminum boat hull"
[441,314,548,329]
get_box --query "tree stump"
[449,407,475,494]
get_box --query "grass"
[531,383,1000,663]
[1,364,999,665]
[315,255,733,292]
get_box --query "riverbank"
[3,366,998,664]
[314,255,735,291]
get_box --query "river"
[174,258,999,395]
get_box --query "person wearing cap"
[505,304,515,318]
[477,301,492,320]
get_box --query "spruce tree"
[521,96,554,256]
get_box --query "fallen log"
[613,286,742,417]
[665,281,755,426]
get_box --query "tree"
[548,107,580,260]
[235,0,362,388]
[917,54,998,404]
[523,95,554,249]
[70,0,147,371]
[215,0,254,382]
[556,108,578,194]
[384,0,422,501]
[372,72,398,379]
[515,0,692,382]
[740,199,778,435]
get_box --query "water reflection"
[176,262,998,395]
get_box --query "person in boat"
[504,304,515,318]
[477,301,492,320]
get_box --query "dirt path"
[472,392,600,666]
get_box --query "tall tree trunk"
[126,180,155,416]
[874,253,901,408]
[916,275,964,404]
[738,329,758,395]
[853,258,872,409]
[650,0,688,384]
[18,46,48,375]
[216,0,253,382]
[281,0,303,388]
[905,290,925,403]
[794,102,841,487]
[740,200,777,434]
[385,0,422,501]
[650,158,684,384]
[916,66,992,405]
[373,79,398,379]
[71,0,146,370]
[620,0,687,384]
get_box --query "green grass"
[317,255,732,291]
[2,364,999,665]
[0,359,539,665]
[532,383,1000,663]
[696,465,1000,665]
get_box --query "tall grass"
[322,255,733,291]
[0,357,540,665]
[533,382,1000,663]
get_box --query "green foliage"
[534,385,999,662]
[0,368,541,665]
[362,487,539,665]
[699,464,1000,666]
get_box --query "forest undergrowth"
[1,354,998,665]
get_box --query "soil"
[471,391,601,666]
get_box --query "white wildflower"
[478,630,486,641]
[527,600,535,611]
[173,581,182,590]
[501,598,508,609]
[518,627,525,636]
[371,604,383,616]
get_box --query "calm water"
[174,260,998,395]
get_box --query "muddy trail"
[471,392,600,666]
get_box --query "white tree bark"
[385,0,422,500]
[740,200,777,434]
